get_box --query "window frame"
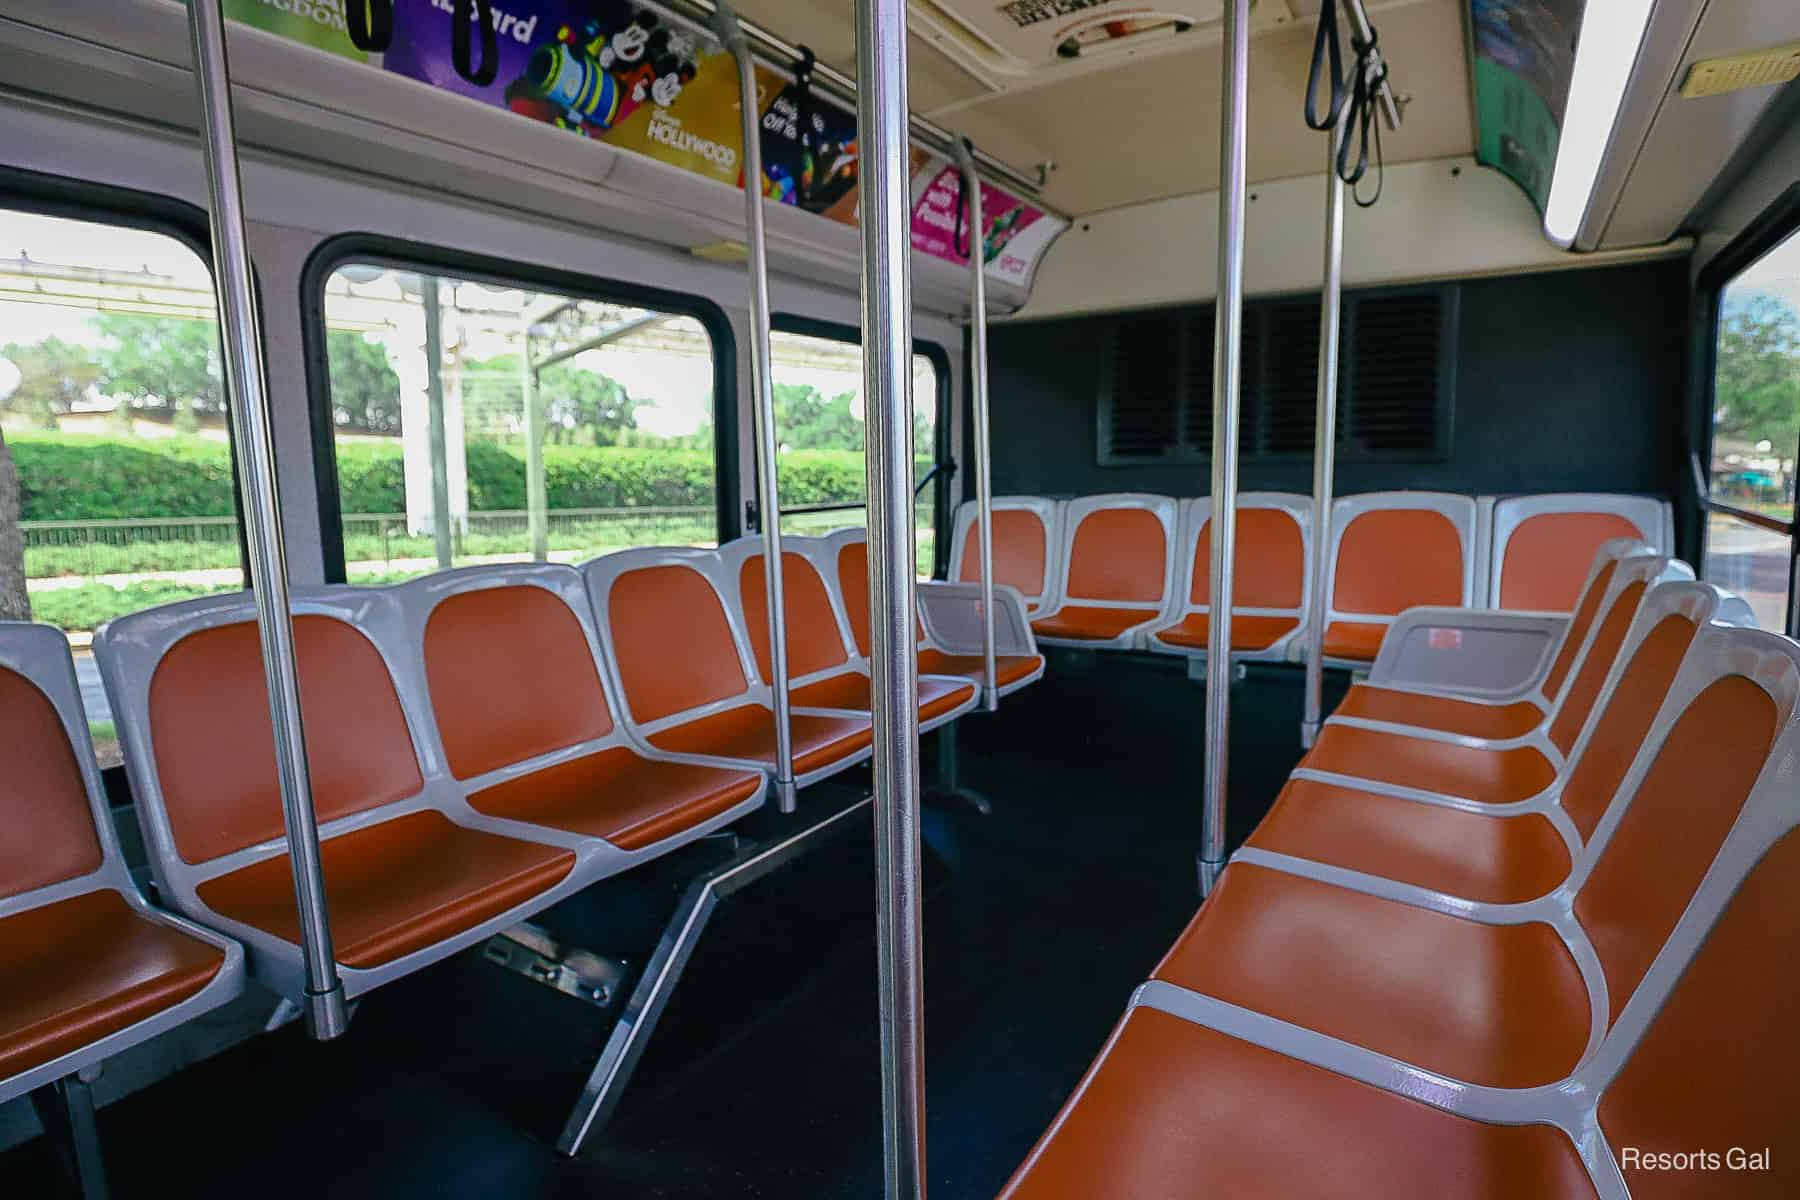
[0,164,254,584]
[1692,182,1800,636]
[300,233,741,583]
[766,312,954,576]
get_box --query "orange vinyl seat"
[94,592,590,1003]
[1317,494,1476,663]
[1154,862,1591,1089]
[1002,624,1800,1198]
[723,537,977,728]
[1,622,242,1105]
[584,547,875,786]
[1329,542,1656,741]
[1029,495,1177,648]
[947,498,1060,613]
[1266,581,1701,901]
[997,1008,1597,1200]
[1148,496,1310,660]
[1487,494,1671,611]
[827,532,1048,701]
[1299,722,1558,803]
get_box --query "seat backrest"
[1575,632,1800,1186]
[947,497,1062,609]
[825,528,928,657]
[409,565,618,782]
[1536,538,1660,703]
[0,623,120,906]
[718,536,856,683]
[1487,493,1674,611]
[97,592,427,874]
[1566,621,1797,1025]
[1053,494,1179,609]
[1552,581,1722,842]
[1536,555,1688,756]
[1325,492,1478,624]
[582,547,756,728]
[1179,493,1311,615]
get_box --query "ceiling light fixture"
[1542,0,1657,248]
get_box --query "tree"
[1715,292,1800,451]
[91,313,223,429]
[0,338,100,429]
[327,330,403,434]
[461,353,642,446]
[773,381,862,450]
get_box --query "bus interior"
[3,0,1800,1196]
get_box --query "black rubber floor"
[4,653,1343,1199]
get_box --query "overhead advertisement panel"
[1469,0,1583,214]
[226,0,1066,290]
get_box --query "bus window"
[768,326,941,575]
[319,263,721,578]
[1705,226,1800,632]
[0,205,239,767]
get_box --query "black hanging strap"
[345,0,394,52]
[1302,0,1344,132]
[452,0,498,87]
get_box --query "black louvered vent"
[1101,314,1183,458]
[1262,300,1322,455]
[1347,291,1448,454]
[1095,286,1454,466]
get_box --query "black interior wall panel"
[981,259,1688,503]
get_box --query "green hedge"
[8,433,928,519]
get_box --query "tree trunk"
[0,426,30,621]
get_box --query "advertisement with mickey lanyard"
[225,0,1068,288]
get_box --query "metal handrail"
[1691,451,1794,536]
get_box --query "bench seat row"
[948,490,1674,666]
[0,531,1043,1125]
[999,543,1800,1197]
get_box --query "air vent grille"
[1097,285,1454,466]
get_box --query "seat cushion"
[1246,777,1572,905]
[1150,612,1299,651]
[998,1007,1596,1200]
[1321,620,1389,661]
[1,889,224,1080]
[915,649,1043,689]
[790,671,975,721]
[466,746,762,851]
[1153,863,1590,1089]
[649,704,873,775]
[197,810,575,971]
[1302,723,1558,804]
[1031,605,1158,641]
[1335,684,1546,741]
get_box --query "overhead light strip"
[1542,0,1658,247]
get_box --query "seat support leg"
[556,796,873,1157]
[30,1068,110,1200]
[922,720,993,815]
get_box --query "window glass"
[1706,229,1800,632]
[321,264,718,580]
[768,328,940,574]
[0,207,236,766]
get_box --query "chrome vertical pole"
[951,137,998,712]
[522,337,548,562]
[422,278,454,569]
[1199,0,1250,900]
[185,0,346,1039]
[1302,126,1347,750]
[854,0,927,1189]
[713,0,797,812]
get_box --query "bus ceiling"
[1,1,1799,318]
